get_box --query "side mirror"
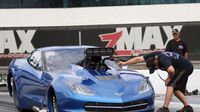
[36,63,43,71]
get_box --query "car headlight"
[139,78,151,93]
[67,81,94,96]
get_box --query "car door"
[21,50,48,108]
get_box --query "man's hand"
[118,61,127,66]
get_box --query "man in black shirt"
[118,51,193,112]
[165,29,188,59]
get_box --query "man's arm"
[118,56,145,66]
[184,52,189,59]
[183,41,189,59]
[165,40,171,52]
[165,66,175,86]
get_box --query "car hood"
[49,64,146,98]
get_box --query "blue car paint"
[48,65,155,112]
[10,59,49,109]
[8,46,155,112]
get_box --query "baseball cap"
[172,29,179,33]
[146,57,156,74]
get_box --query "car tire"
[48,92,58,112]
[12,78,23,112]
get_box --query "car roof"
[37,45,96,52]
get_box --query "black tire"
[48,92,58,112]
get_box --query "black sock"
[163,106,168,109]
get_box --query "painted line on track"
[0,92,9,95]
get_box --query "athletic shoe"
[157,107,170,112]
[176,105,193,112]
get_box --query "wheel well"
[47,86,58,111]
[47,87,57,104]
[7,72,13,97]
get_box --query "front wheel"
[48,92,58,112]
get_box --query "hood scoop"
[95,74,120,80]
[88,69,120,80]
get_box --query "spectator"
[165,29,189,59]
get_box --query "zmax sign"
[0,25,183,54]
[0,30,36,53]
[100,25,183,52]
[0,30,79,55]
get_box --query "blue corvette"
[7,46,155,112]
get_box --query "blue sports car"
[7,46,155,112]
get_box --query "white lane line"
[155,100,200,108]
[0,92,9,95]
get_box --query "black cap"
[172,29,179,33]
[146,57,156,74]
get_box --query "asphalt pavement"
[155,94,200,112]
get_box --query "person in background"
[165,29,189,59]
[118,51,194,112]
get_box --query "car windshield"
[44,48,121,71]
[44,49,85,71]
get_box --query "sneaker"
[176,108,183,112]
[157,107,170,112]
[176,105,193,112]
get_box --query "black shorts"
[167,67,193,93]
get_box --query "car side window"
[28,50,42,70]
